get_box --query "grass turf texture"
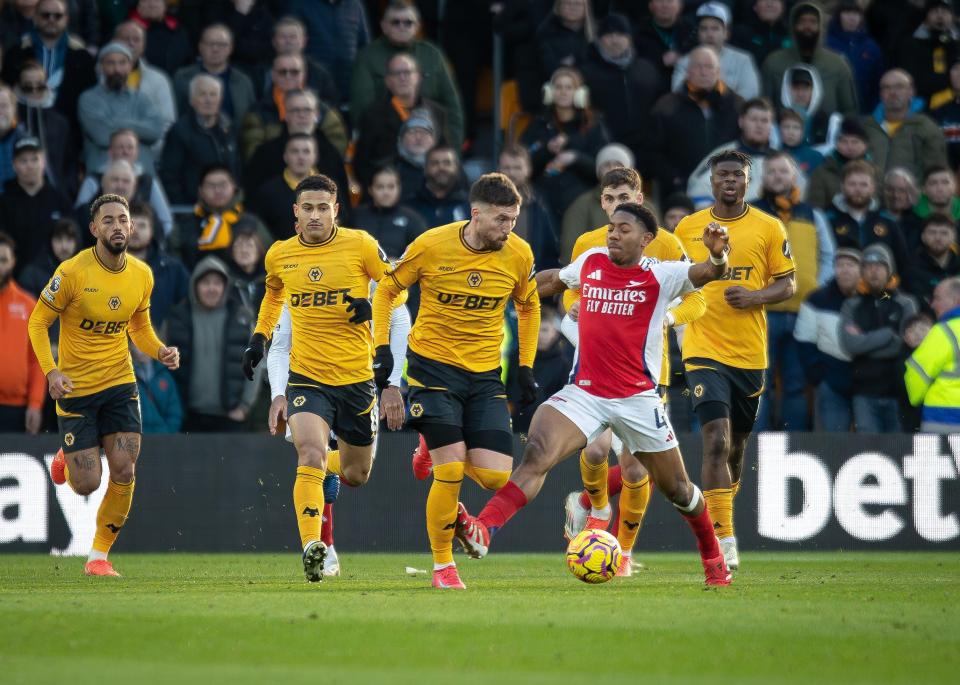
[2,552,958,684]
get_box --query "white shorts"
[545,384,678,454]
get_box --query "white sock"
[87,549,108,562]
[590,505,612,519]
[303,540,324,553]
[433,561,455,571]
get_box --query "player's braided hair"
[90,193,129,221]
[470,172,521,207]
[708,149,752,171]
[294,174,338,202]
[613,202,658,236]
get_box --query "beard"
[795,30,820,53]
[101,235,128,255]
[105,74,127,92]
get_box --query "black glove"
[518,366,539,406]
[241,332,267,381]
[344,294,372,324]
[373,344,393,391]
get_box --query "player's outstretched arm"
[535,269,567,298]
[687,223,731,288]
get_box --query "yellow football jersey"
[34,248,154,396]
[675,205,795,369]
[383,221,538,373]
[255,227,390,385]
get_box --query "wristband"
[709,253,728,266]
[665,311,676,327]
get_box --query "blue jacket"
[288,0,370,97]
[826,20,884,113]
[135,361,183,434]
[143,244,190,331]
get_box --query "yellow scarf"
[195,203,243,251]
[771,187,803,223]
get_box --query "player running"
[265,284,411,577]
[455,203,734,586]
[371,173,540,590]
[242,174,391,582]
[674,150,796,571]
[29,193,180,577]
[559,167,705,576]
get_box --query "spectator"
[1,0,37,51]
[900,165,960,247]
[905,276,960,433]
[166,255,263,432]
[904,214,960,308]
[794,247,862,431]
[128,0,192,75]
[754,151,835,431]
[13,61,77,196]
[730,0,791,67]
[18,217,78,297]
[0,232,44,434]
[882,167,921,223]
[161,74,240,206]
[535,0,594,81]
[262,15,338,104]
[661,191,694,232]
[864,69,948,182]
[171,165,270,269]
[512,304,574,432]
[825,0,883,114]
[202,0,275,79]
[686,97,781,207]
[560,142,633,261]
[394,112,438,203]
[173,23,256,126]
[77,42,167,173]
[761,2,859,118]
[806,116,870,209]
[243,89,349,211]
[351,165,426,261]
[648,46,742,199]
[778,65,838,149]
[929,57,960,169]
[840,243,919,433]
[0,84,27,195]
[865,0,926,50]
[408,145,470,228]
[499,144,560,270]
[0,137,71,268]
[288,0,370,98]
[779,108,824,176]
[227,222,266,312]
[672,2,760,100]
[580,13,662,161]
[634,0,696,82]
[353,52,452,187]
[897,0,959,103]
[1,0,97,130]
[131,344,183,433]
[522,66,610,224]
[126,201,188,330]
[350,1,464,148]
[824,160,909,257]
[250,133,317,240]
[113,19,177,159]
[75,128,173,236]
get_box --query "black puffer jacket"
[160,114,240,205]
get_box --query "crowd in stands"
[0,0,959,436]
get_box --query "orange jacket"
[0,281,45,410]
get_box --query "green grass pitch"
[2,552,958,684]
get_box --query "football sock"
[426,461,464,565]
[477,480,528,537]
[704,486,734,540]
[463,463,511,490]
[578,464,623,509]
[321,503,334,547]
[91,478,135,557]
[674,485,721,560]
[293,465,324,549]
[617,476,651,553]
[579,452,609,511]
[324,449,359,486]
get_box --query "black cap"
[597,13,632,38]
[790,69,813,86]
[13,136,42,157]
[839,116,868,141]
[837,0,864,13]
[926,0,954,14]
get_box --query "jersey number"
[654,407,668,429]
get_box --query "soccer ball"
[565,528,622,584]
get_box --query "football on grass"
[566,528,622,583]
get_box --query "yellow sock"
[293,465,325,549]
[464,463,511,490]
[426,461,464,565]
[579,452,608,511]
[617,476,651,554]
[704,486,735,539]
[92,479,135,554]
[325,449,342,477]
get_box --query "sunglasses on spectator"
[39,11,65,20]
[388,69,416,78]
[20,83,48,93]
[389,18,416,27]
[275,68,302,76]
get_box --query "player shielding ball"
[372,173,541,590]
[455,203,734,586]
[242,174,390,582]
[28,193,179,577]
[674,150,796,570]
